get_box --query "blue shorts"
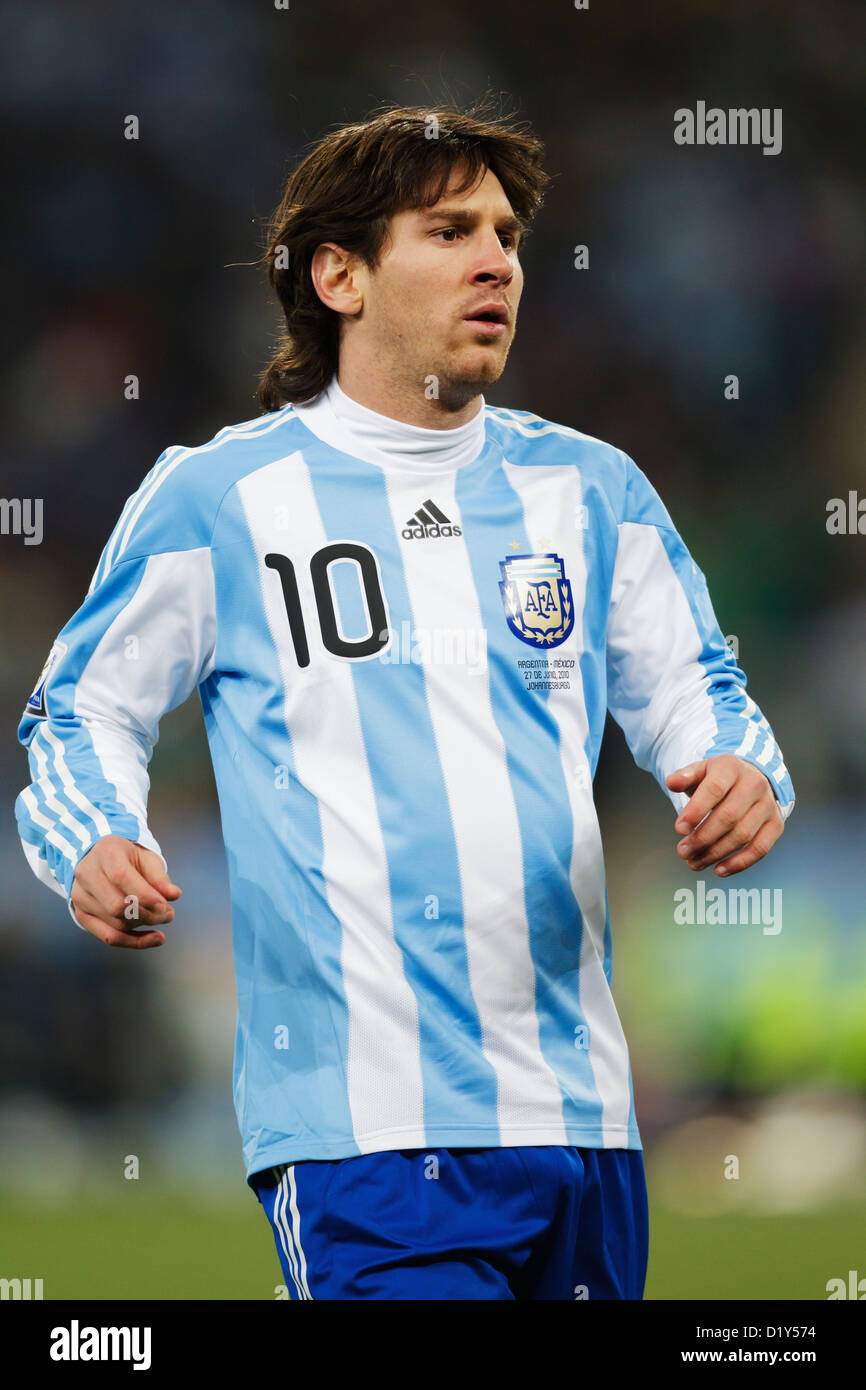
[249,1145,648,1300]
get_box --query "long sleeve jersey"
[15,376,794,1176]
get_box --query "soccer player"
[15,102,793,1300]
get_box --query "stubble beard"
[431,346,509,413]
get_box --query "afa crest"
[499,553,574,649]
[25,640,67,719]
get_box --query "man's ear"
[311,242,364,317]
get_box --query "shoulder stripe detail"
[90,445,186,593]
[485,404,543,422]
[485,406,586,443]
[91,407,295,592]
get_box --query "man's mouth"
[463,303,509,337]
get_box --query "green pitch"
[1,1190,860,1299]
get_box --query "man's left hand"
[665,754,784,877]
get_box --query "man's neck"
[334,366,484,430]
[292,373,487,475]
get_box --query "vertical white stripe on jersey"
[608,522,720,791]
[236,454,426,1151]
[382,470,568,1145]
[502,460,634,1143]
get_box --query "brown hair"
[257,98,550,411]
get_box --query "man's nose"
[472,232,514,280]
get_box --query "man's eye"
[433,228,518,248]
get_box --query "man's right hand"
[70,836,182,949]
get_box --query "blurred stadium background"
[1,0,864,1299]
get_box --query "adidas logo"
[402,499,462,540]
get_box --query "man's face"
[349,164,524,410]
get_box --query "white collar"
[292,375,487,475]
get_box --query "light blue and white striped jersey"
[16,377,795,1176]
